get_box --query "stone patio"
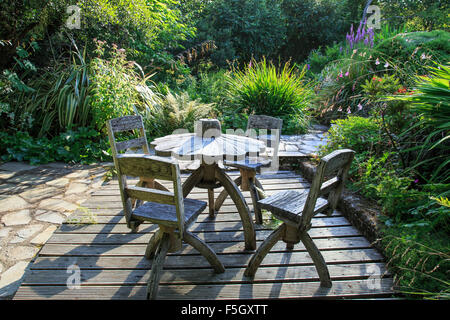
[0,161,108,299]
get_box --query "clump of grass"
[226,58,312,134]
[381,233,450,300]
[67,206,98,225]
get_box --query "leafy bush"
[279,0,351,62]
[226,58,312,133]
[194,0,286,66]
[319,116,419,216]
[375,30,450,85]
[139,89,215,139]
[89,40,148,132]
[0,127,111,165]
[185,69,231,107]
[0,45,94,137]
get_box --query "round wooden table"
[150,119,265,250]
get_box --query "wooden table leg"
[215,166,256,251]
[214,176,241,212]
[203,164,218,218]
[182,166,204,198]
[208,188,215,218]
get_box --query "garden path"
[0,162,108,299]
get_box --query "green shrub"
[313,47,376,122]
[0,127,111,165]
[185,69,231,108]
[304,44,343,76]
[226,58,312,133]
[375,31,450,85]
[320,116,385,157]
[355,152,419,216]
[360,74,413,135]
[194,0,286,66]
[89,40,147,132]
[319,116,418,216]
[139,89,215,139]
[0,47,94,138]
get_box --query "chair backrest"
[115,154,185,235]
[301,149,355,228]
[246,114,283,150]
[107,115,150,158]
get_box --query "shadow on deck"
[14,171,394,300]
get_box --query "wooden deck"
[14,171,394,300]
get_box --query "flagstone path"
[0,162,108,299]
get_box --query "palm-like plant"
[393,63,450,183]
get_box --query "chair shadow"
[24,172,274,300]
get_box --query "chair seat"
[258,190,328,225]
[223,157,271,171]
[132,198,207,227]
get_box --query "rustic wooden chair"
[216,115,283,224]
[244,149,355,288]
[107,115,169,214]
[112,153,225,299]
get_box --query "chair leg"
[244,224,286,277]
[128,220,141,233]
[299,232,332,288]
[146,232,170,300]
[208,188,216,218]
[249,180,262,224]
[145,230,163,260]
[214,176,241,212]
[183,231,225,274]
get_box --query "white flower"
[384,62,389,68]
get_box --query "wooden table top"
[151,133,265,161]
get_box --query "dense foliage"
[225,58,312,133]
[0,0,448,299]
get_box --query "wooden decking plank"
[46,226,362,245]
[95,182,310,196]
[38,236,373,256]
[22,263,390,286]
[30,248,384,270]
[14,278,394,300]
[66,211,343,224]
[81,188,308,208]
[58,216,351,233]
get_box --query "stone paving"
[0,161,108,299]
[0,125,329,300]
[279,124,329,157]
